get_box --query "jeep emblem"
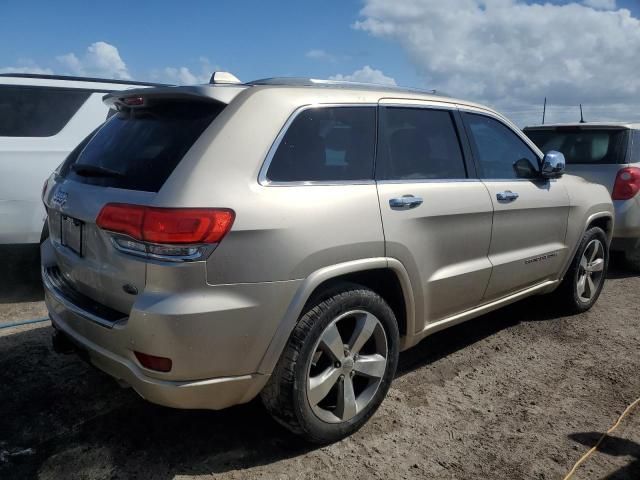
[52,189,68,209]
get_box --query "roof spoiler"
[103,84,248,109]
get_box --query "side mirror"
[541,151,566,178]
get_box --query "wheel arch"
[256,258,416,375]
[585,211,614,243]
[559,210,614,281]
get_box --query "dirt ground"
[0,249,639,480]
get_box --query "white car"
[0,73,164,249]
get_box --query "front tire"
[261,285,399,443]
[554,227,608,314]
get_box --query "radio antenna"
[542,97,547,124]
[579,104,586,123]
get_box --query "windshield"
[63,100,223,192]
[524,128,629,165]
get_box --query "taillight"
[143,208,234,244]
[612,167,640,200]
[96,204,235,245]
[96,204,145,239]
[122,96,144,106]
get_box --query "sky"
[1,0,640,126]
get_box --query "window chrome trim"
[258,103,378,187]
[480,178,557,183]
[376,178,480,185]
[378,99,458,110]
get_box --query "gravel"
[0,254,638,479]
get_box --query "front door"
[460,111,570,300]
[376,101,494,330]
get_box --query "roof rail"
[0,73,169,87]
[246,77,446,96]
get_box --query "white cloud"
[0,59,53,75]
[582,0,616,10]
[1,43,219,86]
[153,57,217,85]
[56,41,131,79]
[330,65,397,86]
[306,49,337,62]
[355,0,639,126]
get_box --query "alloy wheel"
[577,239,605,302]
[306,310,388,424]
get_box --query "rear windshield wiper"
[71,164,125,178]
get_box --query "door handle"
[496,190,519,202]
[389,195,424,209]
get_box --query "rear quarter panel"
[156,87,386,284]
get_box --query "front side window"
[463,113,539,179]
[266,106,376,182]
[525,128,629,165]
[376,107,467,180]
[0,85,90,137]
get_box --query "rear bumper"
[48,308,267,410]
[612,198,640,250]
[41,240,302,409]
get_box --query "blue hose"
[0,317,50,330]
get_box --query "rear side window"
[266,106,376,182]
[65,101,223,192]
[0,85,90,137]
[463,113,539,179]
[376,107,467,180]
[524,128,629,165]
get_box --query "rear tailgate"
[524,126,630,194]
[44,86,240,318]
[46,183,152,315]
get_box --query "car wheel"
[261,284,399,443]
[555,227,608,314]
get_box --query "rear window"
[632,130,640,163]
[64,101,223,192]
[266,106,376,183]
[525,128,629,164]
[0,85,90,137]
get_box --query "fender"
[559,209,614,281]
[585,211,615,244]
[256,257,416,374]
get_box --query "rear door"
[524,126,631,193]
[44,99,224,313]
[376,100,494,328]
[461,110,570,300]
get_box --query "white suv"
[0,73,163,248]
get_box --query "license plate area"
[61,215,83,256]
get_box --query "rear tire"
[554,227,608,314]
[261,285,399,443]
